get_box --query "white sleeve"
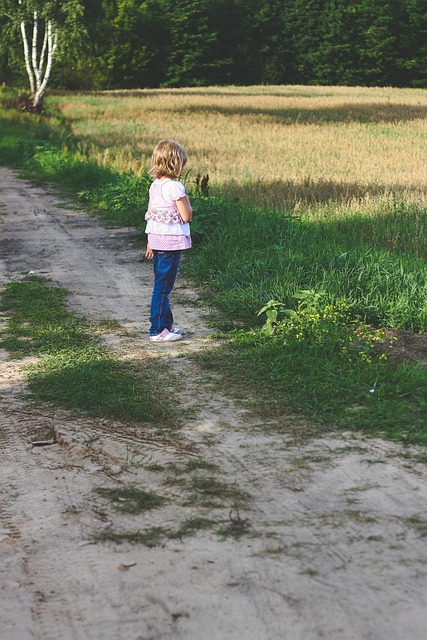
[165,180,186,202]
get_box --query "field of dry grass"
[51,85,427,215]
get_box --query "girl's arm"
[145,196,154,259]
[145,197,152,218]
[176,194,193,222]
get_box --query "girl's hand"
[145,245,154,260]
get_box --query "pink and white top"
[145,178,191,251]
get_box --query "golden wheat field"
[51,85,427,215]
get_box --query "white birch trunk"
[20,20,35,95]
[19,11,58,112]
[32,20,58,111]
[31,11,42,90]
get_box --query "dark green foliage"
[1,0,426,89]
[106,0,169,89]
[163,0,236,86]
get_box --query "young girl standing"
[145,140,193,342]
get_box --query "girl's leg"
[149,250,181,336]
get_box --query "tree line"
[1,0,426,92]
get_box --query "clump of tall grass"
[187,203,427,332]
[310,193,427,261]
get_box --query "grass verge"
[196,332,426,445]
[0,276,176,426]
[184,203,426,445]
[186,205,427,331]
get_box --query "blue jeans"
[149,250,181,336]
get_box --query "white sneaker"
[149,329,183,342]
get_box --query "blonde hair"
[150,139,188,179]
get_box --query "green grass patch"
[0,89,70,167]
[190,476,248,501]
[183,476,250,509]
[186,205,427,331]
[169,517,216,540]
[0,277,176,425]
[185,458,220,472]
[94,513,252,546]
[0,276,86,356]
[400,452,427,465]
[94,526,168,547]
[186,203,426,444]
[94,486,167,513]
[196,315,426,445]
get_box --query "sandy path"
[1,166,427,640]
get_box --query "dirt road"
[1,166,427,640]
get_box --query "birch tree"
[2,0,85,111]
